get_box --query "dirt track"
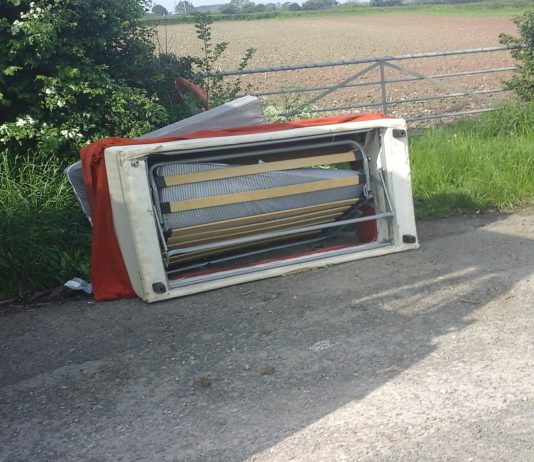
[160,15,519,119]
[1,208,533,461]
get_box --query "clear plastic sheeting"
[65,96,266,224]
[64,277,93,294]
[138,96,266,139]
[65,161,92,224]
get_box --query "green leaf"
[3,66,22,76]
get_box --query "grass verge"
[0,153,91,300]
[1,102,532,300]
[410,102,534,218]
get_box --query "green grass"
[144,1,528,25]
[0,153,91,300]
[1,102,533,300]
[410,102,534,218]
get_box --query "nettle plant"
[0,0,181,162]
[192,13,256,108]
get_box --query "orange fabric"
[175,78,208,107]
[80,113,389,301]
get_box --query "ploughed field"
[158,15,518,121]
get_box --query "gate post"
[379,61,388,115]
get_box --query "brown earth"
[158,15,519,121]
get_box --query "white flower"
[59,128,82,140]
[56,100,65,108]
[15,118,27,127]
[44,87,56,95]
[0,138,6,143]
[26,116,35,125]
[11,20,21,34]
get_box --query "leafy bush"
[302,0,339,11]
[0,0,199,299]
[500,8,534,101]
[370,0,402,7]
[0,0,196,162]
[192,13,256,107]
[263,88,319,121]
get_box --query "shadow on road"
[1,210,533,461]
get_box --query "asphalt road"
[1,209,533,462]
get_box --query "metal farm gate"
[208,46,516,124]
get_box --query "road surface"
[1,209,533,461]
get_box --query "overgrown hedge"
[0,0,197,163]
[0,0,196,299]
[500,8,534,101]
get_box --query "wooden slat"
[168,214,339,249]
[167,176,360,213]
[161,151,356,187]
[168,198,357,238]
[167,232,320,266]
[167,204,350,245]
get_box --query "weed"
[264,87,319,122]
[192,13,256,107]
[0,153,91,299]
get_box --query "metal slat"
[207,46,515,77]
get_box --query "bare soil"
[159,15,519,119]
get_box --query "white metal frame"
[105,117,418,302]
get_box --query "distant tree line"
[218,0,339,14]
[369,0,402,6]
[151,0,340,16]
[150,0,519,17]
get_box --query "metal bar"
[169,241,393,288]
[379,62,387,114]
[167,235,327,275]
[387,88,508,106]
[208,46,514,77]
[246,67,517,97]
[406,108,496,122]
[383,61,493,104]
[154,140,363,167]
[278,88,509,116]
[287,62,379,116]
[279,101,395,116]
[150,130,371,160]
[379,169,395,215]
[167,212,394,257]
